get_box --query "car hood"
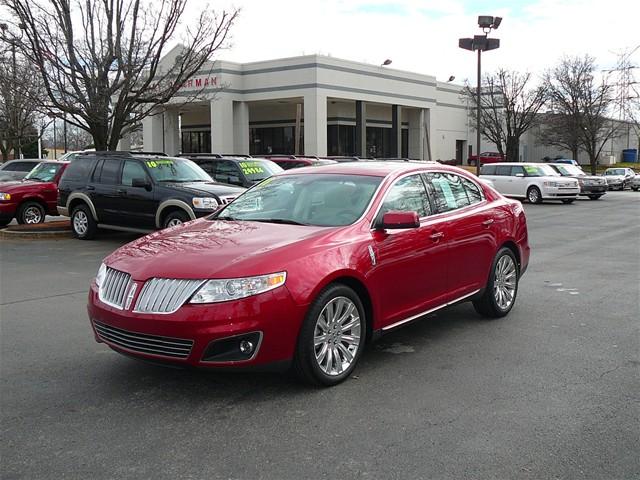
[105,218,336,280]
[0,179,49,191]
[160,181,245,197]
[603,175,625,181]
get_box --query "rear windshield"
[237,160,283,182]
[604,169,625,175]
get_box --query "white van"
[480,163,580,204]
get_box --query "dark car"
[179,155,283,188]
[57,152,245,239]
[0,161,69,226]
[548,163,608,200]
[262,155,338,170]
[0,159,44,181]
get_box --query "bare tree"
[0,42,44,161]
[2,0,238,151]
[543,55,619,174]
[462,69,547,162]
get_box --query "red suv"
[88,162,529,385]
[468,151,504,166]
[0,161,69,226]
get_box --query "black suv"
[179,155,283,188]
[57,152,245,239]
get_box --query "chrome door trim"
[382,289,481,331]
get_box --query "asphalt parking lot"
[1,191,639,480]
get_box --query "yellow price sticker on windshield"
[146,160,174,168]
[239,161,265,175]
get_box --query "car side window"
[461,177,484,205]
[481,165,496,175]
[425,172,471,213]
[121,160,148,186]
[63,157,98,181]
[215,160,242,184]
[96,159,121,185]
[511,165,525,176]
[379,174,431,219]
[197,160,216,176]
[495,166,511,176]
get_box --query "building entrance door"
[456,140,465,164]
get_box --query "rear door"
[91,158,123,224]
[369,173,450,328]
[490,165,512,195]
[424,172,497,299]
[506,165,526,197]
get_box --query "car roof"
[278,160,453,177]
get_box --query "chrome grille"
[99,267,132,309]
[134,278,205,314]
[93,321,193,358]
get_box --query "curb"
[0,228,73,240]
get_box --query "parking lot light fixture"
[459,16,502,175]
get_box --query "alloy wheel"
[528,188,540,203]
[73,210,88,235]
[313,296,361,376]
[24,206,43,224]
[166,218,183,227]
[493,255,517,310]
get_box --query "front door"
[116,159,158,229]
[368,173,449,328]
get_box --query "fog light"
[239,340,254,354]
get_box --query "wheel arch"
[500,240,521,271]
[67,193,98,221]
[155,199,196,228]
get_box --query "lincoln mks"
[88,162,529,386]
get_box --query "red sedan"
[88,162,529,385]
[467,151,504,166]
[0,161,69,226]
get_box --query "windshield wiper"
[251,218,309,226]
[215,215,236,221]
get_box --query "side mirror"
[132,177,151,190]
[515,173,525,178]
[377,211,420,230]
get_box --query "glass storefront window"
[181,131,211,154]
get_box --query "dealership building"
[136,48,477,162]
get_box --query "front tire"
[527,186,542,204]
[293,284,366,386]
[71,204,97,240]
[473,247,519,318]
[17,201,45,224]
[163,210,189,229]
[561,199,575,204]
[588,194,603,200]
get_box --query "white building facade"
[139,53,476,162]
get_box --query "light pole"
[459,16,502,176]
[1,22,26,158]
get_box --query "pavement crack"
[1,290,88,306]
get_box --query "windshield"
[523,165,560,177]
[604,169,625,176]
[237,160,283,182]
[24,163,63,182]
[144,158,211,182]
[554,165,584,176]
[215,174,382,227]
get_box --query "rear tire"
[17,201,45,224]
[71,204,97,240]
[561,199,575,204]
[293,284,366,386]
[473,247,519,318]
[527,186,542,204]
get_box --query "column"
[355,100,366,157]
[407,108,425,160]
[163,109,180,156]
[391,105,402,158]
[142,112,163,153]
[304,92,327,157]
[210,95,234,154]
[233,101,250,155]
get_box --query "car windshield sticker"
[146,160,174,168]
[432,177,457,208]
[239,161,265,175]
[524,166,538,175]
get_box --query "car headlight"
[190,272,287,304]
[95,262,107,287]
[0,193,11,201]
[192,197,218,210]
[543,181,560,187]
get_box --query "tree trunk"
[571,147,579,162]
[506,136,519,162]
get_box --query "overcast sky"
[209,0,638,84]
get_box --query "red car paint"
[467,152,505,166]
[88,162,530,370]
[0,161,69,225]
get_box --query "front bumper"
[0,201,17,219]
[87,283,307,369]
[57,206,69,217]
[541,186,580,199]
[579,185,607,195]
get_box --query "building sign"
[180,76,218,90]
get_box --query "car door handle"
[429,232,445,241]
[116,189,127,195]
[482,219,494,227]
[86,185,95,191]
